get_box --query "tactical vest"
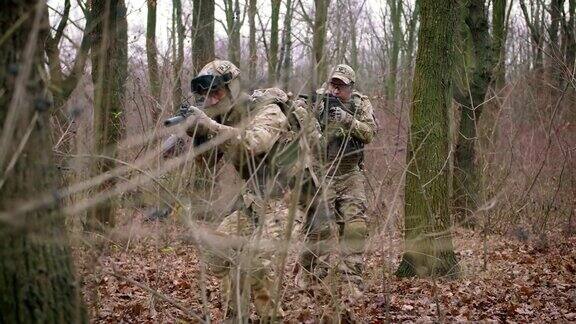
[317,94,365,175]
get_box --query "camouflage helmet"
[195,60,242,99]
[330,64,356,85]
[251,87,289,104]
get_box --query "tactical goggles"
[190,73,233,95]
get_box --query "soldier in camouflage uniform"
[299,64,377,297]
[184,60,303,320]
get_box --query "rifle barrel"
[164,115,186,127]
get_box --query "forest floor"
[77,212,576,323]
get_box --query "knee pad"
[342,219,368,240]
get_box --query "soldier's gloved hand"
[189,106,212,125]
[186,106,219,136]
[185,107,242,148]
[328,106,354,126]
[193,106,242,137]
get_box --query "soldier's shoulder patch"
[215,62,232,74]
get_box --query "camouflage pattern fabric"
[190,85,303,319]
[327,170,368,281]
[347,91,377,144]
[204,198,303,319]
[314,89,376,145]
[298,87,376,295]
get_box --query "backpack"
[248,88,323,191]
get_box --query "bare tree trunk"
[44,0,91,110]
[0,2,86,321]
[564,0,576,123]
[147,0,160,106]
[313,0,330,87]
[550,0,565,85]
[452,0,493,227]
[396,0,459,278]
[224,0,242,66]
[565,0,576,72]
[279,0,293,89]
[331,0,346,63]
[520,0,544,70]
[387,0,402,100]
[348,0,360,72]
[88,0,128,230]
[268,0,281,84]
[349,24,358,70]
[43,0,91,158]
[492,0,506,88]
[192,0,215,73]
[173,0,184,111]
[248,0,257,83]
[403,1,419,66]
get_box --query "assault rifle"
[298,93,344,114]
[164,98,206,127]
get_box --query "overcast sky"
[125,0,386,53]
[46,0,388,63]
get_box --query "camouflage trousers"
[300,169,368,287]
[204,198,303,319]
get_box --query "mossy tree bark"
[192,0,215,73]
[0,1,86,322]
[88,0,128,230]
[312,0,329,87]
[396,0,459,278]
[452,0,493,227]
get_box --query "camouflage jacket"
[314,89,377,144]
[192,91,290,198]
[314,89,377,174]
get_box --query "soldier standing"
[184,60,302,321]
[300,64,377,299]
